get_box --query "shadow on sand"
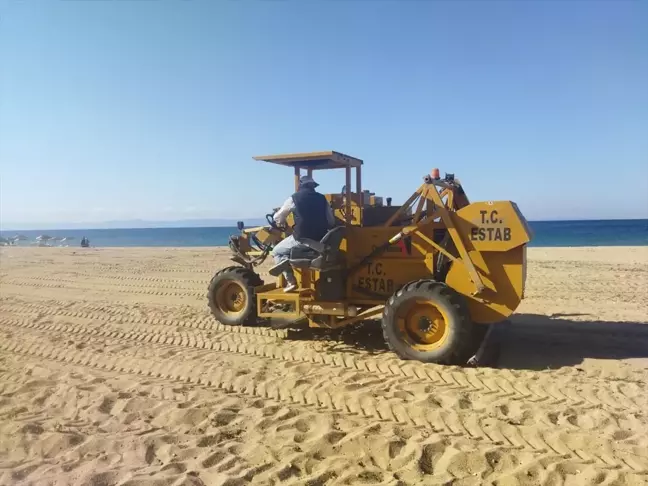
[495,314,648,370]
[280,314,648,370]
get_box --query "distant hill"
[1,218,267,231]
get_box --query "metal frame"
[377,178,485,294]
[257,152,363,226]
[253,151,363,170]
[253,166,488,329]
[251,152,374,326]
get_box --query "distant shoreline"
[1,220,646,248]
[2,217,647,233]
[2,245,647,251]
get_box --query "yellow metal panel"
[254,283,278,293]
[335,205,362,225]
[445,245,527,324]
[348,258,434,300]
[254,228,282,246]
[453,201,532,252]
[345,226,443,259]
[428,187,485,293]
[344,226,435,300]
[242,225,266,233]
[326,194,362,225]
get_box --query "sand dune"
[0,246,647,485]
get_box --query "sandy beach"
[0,245,647,486]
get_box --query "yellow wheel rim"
[397,299,449,351]
[215,280,247,317]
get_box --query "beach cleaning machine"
[207,151,533,365]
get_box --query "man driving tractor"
[271,174,336,292]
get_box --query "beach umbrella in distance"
[36,235,52,241]
[12,234,28,241]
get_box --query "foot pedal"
[283,282,297,293]
[269,260,290,277]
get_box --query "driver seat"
[269,226,346,277]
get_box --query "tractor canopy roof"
[253,151,363,170]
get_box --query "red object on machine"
[431,168,440,179]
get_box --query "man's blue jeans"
[272,235,299,284]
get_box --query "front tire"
[382,279,474,364]
[207,266,263,325]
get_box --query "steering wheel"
[266,213,286,231]
[266,213,277,228]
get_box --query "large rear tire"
[207,266,263,326]
[382,279,474,364]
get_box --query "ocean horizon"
[1,219,646,248]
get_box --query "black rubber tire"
[207,266,263,326]
[382,279,474,365]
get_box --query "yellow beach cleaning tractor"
[207,152,532,365]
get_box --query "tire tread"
[207,266,263,326]
[382,279,474,365]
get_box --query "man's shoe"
[283,282,297,293]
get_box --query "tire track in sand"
[0,358,385,485]
[0,348,551,485]
[1,320,647,478]
[2,294,644,385]
[0,308,645,416]
[0,279,205,299]
[3,313,646,446]
[0,272,209,286]
[3,274,207,292]
[0,298,287,338]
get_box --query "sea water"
[2,219,646,248]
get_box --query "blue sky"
[1,0,647,228]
